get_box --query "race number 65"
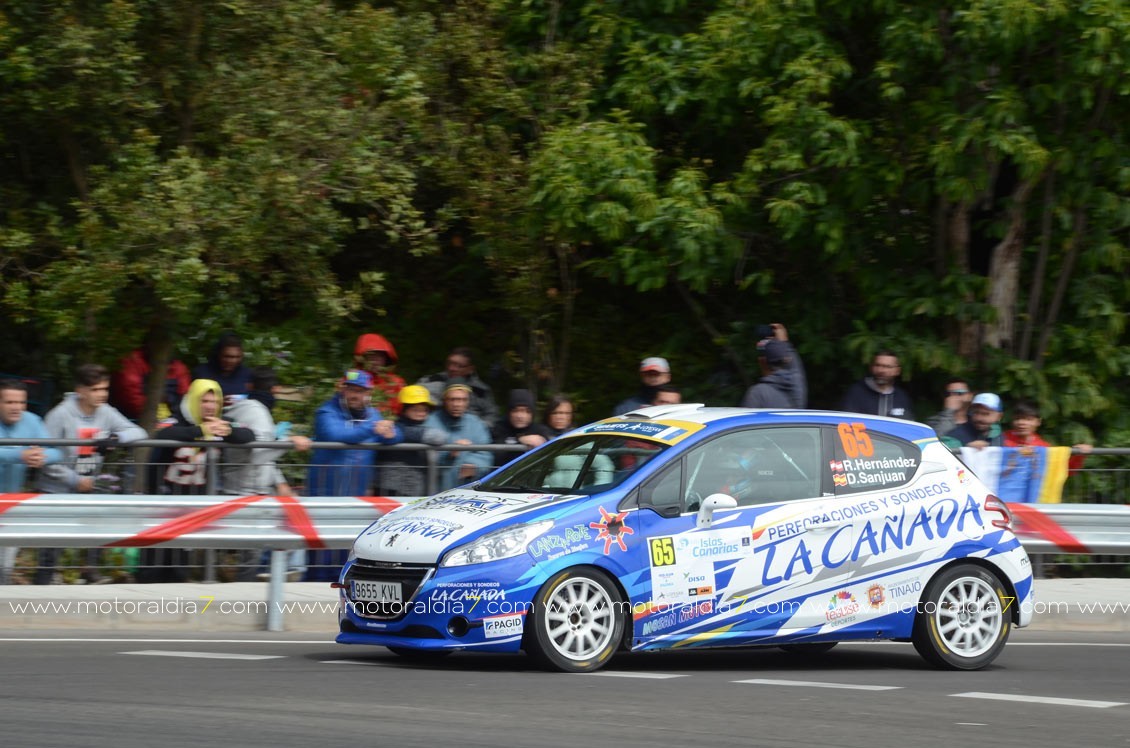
[837,422,874,458]
[649,537,676,567]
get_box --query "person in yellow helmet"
[377,385,447,496]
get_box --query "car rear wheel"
[913,564,1011,670]
[527,568,625,673]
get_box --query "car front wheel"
[527,567,625,673]
[913,564,1011,670]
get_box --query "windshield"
[480,435,669,495]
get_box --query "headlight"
[345,547,357,565]
[440,520,554,568]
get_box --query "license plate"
[352,580,402,604]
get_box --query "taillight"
[984,494,1012,530]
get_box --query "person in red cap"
[613,356,672,415]
[354,333,406,417]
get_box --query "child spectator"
[1004,399,1093,472]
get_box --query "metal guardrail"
[0,492,407,630]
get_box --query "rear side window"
[830,421,920,495]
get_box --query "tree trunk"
[1035,207,1087,369]
[1019,172,1055,361]
[984,179,1037,352]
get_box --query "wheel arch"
[925,557,1021,625]
[521,562,635,654]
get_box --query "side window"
[683,427,823,507]
[638,460,683,516]
[830,421,920,495]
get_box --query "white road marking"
[320,659,388,666]
[952,692,1127,709]
[954,723,988,726]
[582,672,686,679]
[120,650,285,660]
[735,678,901,691]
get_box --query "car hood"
[353,488,567,563]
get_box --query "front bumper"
[334,555,544,653]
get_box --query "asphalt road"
[2,629,1128,748]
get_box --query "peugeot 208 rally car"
[336,405,1033,672]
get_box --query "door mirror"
[696,493,738,529]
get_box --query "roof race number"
[838,422,874,458]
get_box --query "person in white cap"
[943,392,1004,448]
[613,356,672,415]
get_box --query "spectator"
[614,357,671,415]
[110,347,191,422]
[1003,399,1093,472]
[378,385,446,497]
[651,385,682,405]
[543,394,577,438]
[305,369,400,581]
[491,389,552,467]
[37,364,147,585]
[839,350,915,420]
[354,333,406,417]
[418,347,500,428]
[192,331,254,400]
[307,369,401,496]
[926,377,974,437]
[426,381,492,490]
[740,324,807,408]
[142,378,255,582]
[223,367,312,581]
[0,379,61,584]
[943,392,1004,449]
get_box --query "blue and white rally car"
[336,405,1033,672]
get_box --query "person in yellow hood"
[141,379,255,582]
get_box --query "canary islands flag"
[959,446,1072,504]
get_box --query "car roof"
[599,404,938,442]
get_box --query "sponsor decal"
[755,491,982,586]
[413,494,525,516]
[679,601,713,623]
[529,524,594,559]
[687,585,713,598]
[641,611,678,636]
[886,578,923,599]
[765,499,885,542]
[676,529,753,561]
[826,590,860,624]
[368,516,463,541]
[435,580,501,588]
[591,506,634,554]
[582,419,705,444]
[385,533,399,547]
[867,584,885,609]
[956,468,970,484]
[430,587,506,605]
[483,613,524,639]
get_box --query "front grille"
[344,558,435,621]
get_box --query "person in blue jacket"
[425,380,492,490]
[307,369,402,496]
[0,379,62,584]
[305,369,401,579]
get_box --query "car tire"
[912,564,1011,670]
[386,646,453,661]
[779,642,838,655]
[527,567,625,673]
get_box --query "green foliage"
[0,0,1127,445]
